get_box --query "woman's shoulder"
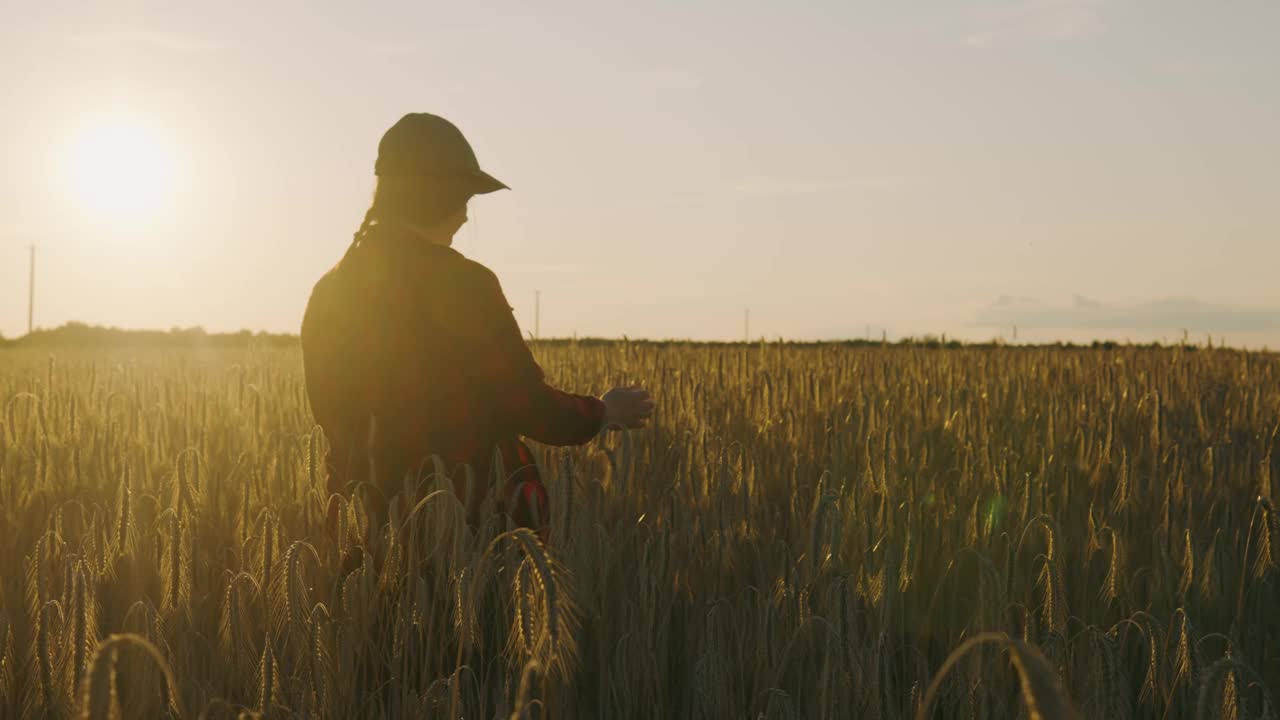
[432,251,517,337]
[439,249,504,294]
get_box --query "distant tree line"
[0,322,298,349]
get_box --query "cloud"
[65,28,224,53]
[729,177,899,197]
[964,0,1107,49]
[362,24,515,56]
[363,41,421,57]
[1153,61,1215,76]
[636,67,704,93]
[443,23,516,37]
[501,263,589,275]
[975,295,1280,332]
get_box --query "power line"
[27,245,35,335]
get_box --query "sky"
[1,0,1278,345]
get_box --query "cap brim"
[470,170,509,194]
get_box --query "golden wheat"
[0,342,1277,717]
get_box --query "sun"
[68,120,175,218]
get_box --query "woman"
[301,112,654,535]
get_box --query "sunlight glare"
[68,120,175,218]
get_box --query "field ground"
[1,342,1278,718]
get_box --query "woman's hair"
[349,177,473,249]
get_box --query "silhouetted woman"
[301,113,653,536]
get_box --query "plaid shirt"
[301,226,604,531]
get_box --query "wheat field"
[0,341,1277,719]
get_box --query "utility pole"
[534,290,541,341]
[744,309,750,343]
[27,245,35,335]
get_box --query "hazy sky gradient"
[2,1,1278,344]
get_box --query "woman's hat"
[374,113,509,194]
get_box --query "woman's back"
[302,228,507,492]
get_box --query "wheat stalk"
[79,633,182,720]
[915,632,1080,720]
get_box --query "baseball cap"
[373,113,509,194]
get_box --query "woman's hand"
[601,386,655,430]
